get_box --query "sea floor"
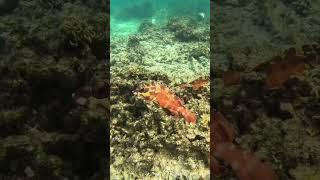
[110,17,210,179]
[212,0,320,179]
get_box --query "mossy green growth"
[60,15,95,56]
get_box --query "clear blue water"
[110,0,210,37]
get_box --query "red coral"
[137,82,196,124]
[211,111,278,180]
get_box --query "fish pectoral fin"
[139,92,151,97]
[166,109,180,118]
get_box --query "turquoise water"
[110,0,210,37]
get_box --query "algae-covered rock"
[37,0,63,9]
[0,0,109,179]
[189,42,210,59]
[167,17,209,42]
[0,108,30,137]
[60,15,95,57]
[281,0,312,16]
[0,135,35,176]
[138,20,155,33]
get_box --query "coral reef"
[211,0,320,179]
[0,0,109,179]
[111,16,209,179]
[213,45,320,179]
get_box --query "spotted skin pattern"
[137,82,196,124]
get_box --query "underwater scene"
[0,0,108,179]
[211,0,320,180]
[110,0,210,179]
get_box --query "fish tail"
[179,108,197,124]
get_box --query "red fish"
[211,111,278,180]
[136,82,196,124]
